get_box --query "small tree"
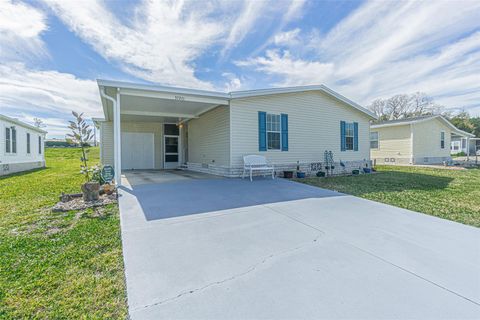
[33,117,46,128]
[67,111,94,182]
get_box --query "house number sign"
[101,165,115,183]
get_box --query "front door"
[164,135,179,169]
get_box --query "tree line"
[367,92,480,137]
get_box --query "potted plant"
[283,170,294,178]
[67,111,100,202]
[316,171,326,177]
[296,161,306,178]
[362,162,371,173]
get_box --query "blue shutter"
[340,121,346,151]
[258,111,267,151]
[281,113,288,151]
[353,122,359,151]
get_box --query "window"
[370,132,379,149]
[345,123,354,150]
[5,127,16,153]
[38,136,42,154]
[441,132,445,149]
[461,138,466,148]
[5,127,11,153]
[266,113,281,150]
[164,123,179,135]
[11,127,16,153]
[26,133,30,154]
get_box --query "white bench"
[242,155,275,181]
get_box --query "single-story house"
[450,136,479,156]
[370,115,475,165]
[94,80,377,185]
[0,114,47,176]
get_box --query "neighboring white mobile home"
[94,80,377,185]
[370,115,475,165]
[0,114,47,176]
[450,137,479,156]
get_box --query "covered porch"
[96,80,230,186]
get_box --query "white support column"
[466,137,470,162]
[114,89,122,185]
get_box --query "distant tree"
[368,92,444,122]
[369,98,389,121]
[33,117,46,128]
[450,110,476,133]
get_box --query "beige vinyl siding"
[100,121,164,169]
[187,106,230,166]
[412,118,452,158]
[229,91,371,168]
[100,121,114,166]
[370,125,412,160]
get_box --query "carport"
[95,80,230,185]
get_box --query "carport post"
[466,137,470,162]
[114,89,122,186]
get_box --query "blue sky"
[1,0,479,138]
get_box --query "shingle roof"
[373,115,436,126]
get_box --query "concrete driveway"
[118,176,480,319]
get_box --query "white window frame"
[345,123,354,151]
[5,126,17,155]
[370,131,379,149]
[26,132,31,154]
[266,113,281,151]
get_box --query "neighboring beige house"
[370,115,475,165]
[93,80,377,185]
[0,114,47,176]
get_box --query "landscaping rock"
[52,193,117,212]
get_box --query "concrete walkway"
[118,178,480,319]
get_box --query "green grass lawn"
[0,148,127,319]
[296,165,480,227]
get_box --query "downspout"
[100,87,122,186]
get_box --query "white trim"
[121,110,199,119]
[97,79,230,99]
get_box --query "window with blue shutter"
[281,114,288,151]
[353,122,359,151]
[258,111,267,151]
[341,121,358,151]
[340,121,346,151]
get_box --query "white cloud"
[42,0,226,89]
[237,49,334,86]
[222,72,244,91]
[237,1,480,116]
[221,0,268,57]
[273,28,301,47]
[0,0,48,61]
[0,63,100,137]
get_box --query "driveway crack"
[132,232,322,312]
